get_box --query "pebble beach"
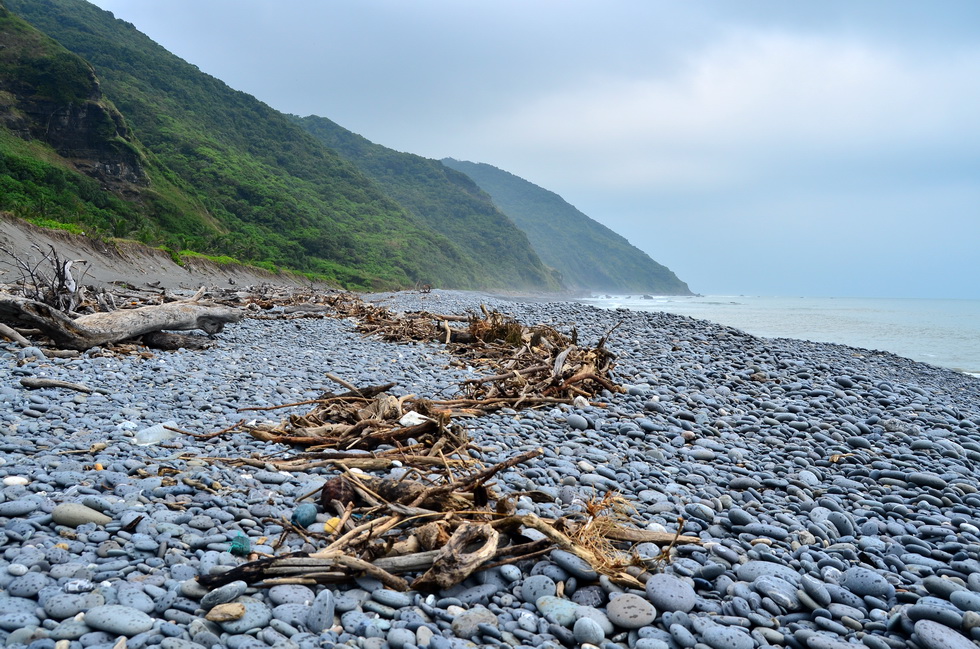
[1,289,980,649]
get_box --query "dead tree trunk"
[0,295,242,350]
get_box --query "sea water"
[581,295,980,378]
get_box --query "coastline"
[1,289,979,647]
[577,293,980,380]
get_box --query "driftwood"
[197,442,699,594]
[19,377,102,394]
[0,295,242,350]
[0,322,31,347]
[411,523,499,589]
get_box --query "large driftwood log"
[0,295,242,350]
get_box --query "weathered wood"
[0,322,30,347]
[600,526,700,545]
[19,377,98,393]
[0,295,242,350]
[412,523,499,590]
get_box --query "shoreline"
[0,290,979,647]
[575,293,980,380]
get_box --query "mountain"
[1,0,556,291]
[441,159,693,295]
[0,0,192,240]
[292,115,559,291]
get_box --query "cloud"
[468,30,980,193]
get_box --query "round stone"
[499,565,522,582]
[306,589,336,633]
[388,627,416,649]
[736,561,801,585]
[951,590,980,613]
[372,588,414,608]
[606,593,656,629]
[567,414,589,430]
[0,498,40,517]
[201,580,248,609]
[521,574,557,603]
[450,606,497,639]
[217,599,272,634]
[536,595,578,626]
[268,584,316,606]
[840,567,891,598]
[51,503,112,527]
[914,619,977,649]
[573,616,606,644]
[908,473,948,489]
[7,572,50,598]
[83,605,154,635]
[552,549,598,581]
[701,624,754,649]
[645,573,695,613]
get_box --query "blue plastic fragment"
[290,502,318,529]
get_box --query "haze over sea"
[582,295,980,378]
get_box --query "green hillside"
[441,159,693,295]
[2,0,555,290]
[0,1,201,240]
[292,115,559,291]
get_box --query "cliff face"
[0,3,144,189]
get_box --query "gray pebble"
[606,593,656,629]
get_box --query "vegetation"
[292,115,559,291]
[2,0,556,290]
[0,129,145,236]
[1,0,683,293]
[442,159,693,295]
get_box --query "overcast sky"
[88,1,979,298]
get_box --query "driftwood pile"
[201,442,698,592]
[188,294,690,594]
[320,293,622,415]
[0,255,699,588]
[0,245,242,351]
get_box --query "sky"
[88,1,980,299]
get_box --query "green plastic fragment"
[229,533,250,556]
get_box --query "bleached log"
[0,295,242,350]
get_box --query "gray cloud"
[89,0,980,297]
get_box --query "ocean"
[580,295,980,378]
